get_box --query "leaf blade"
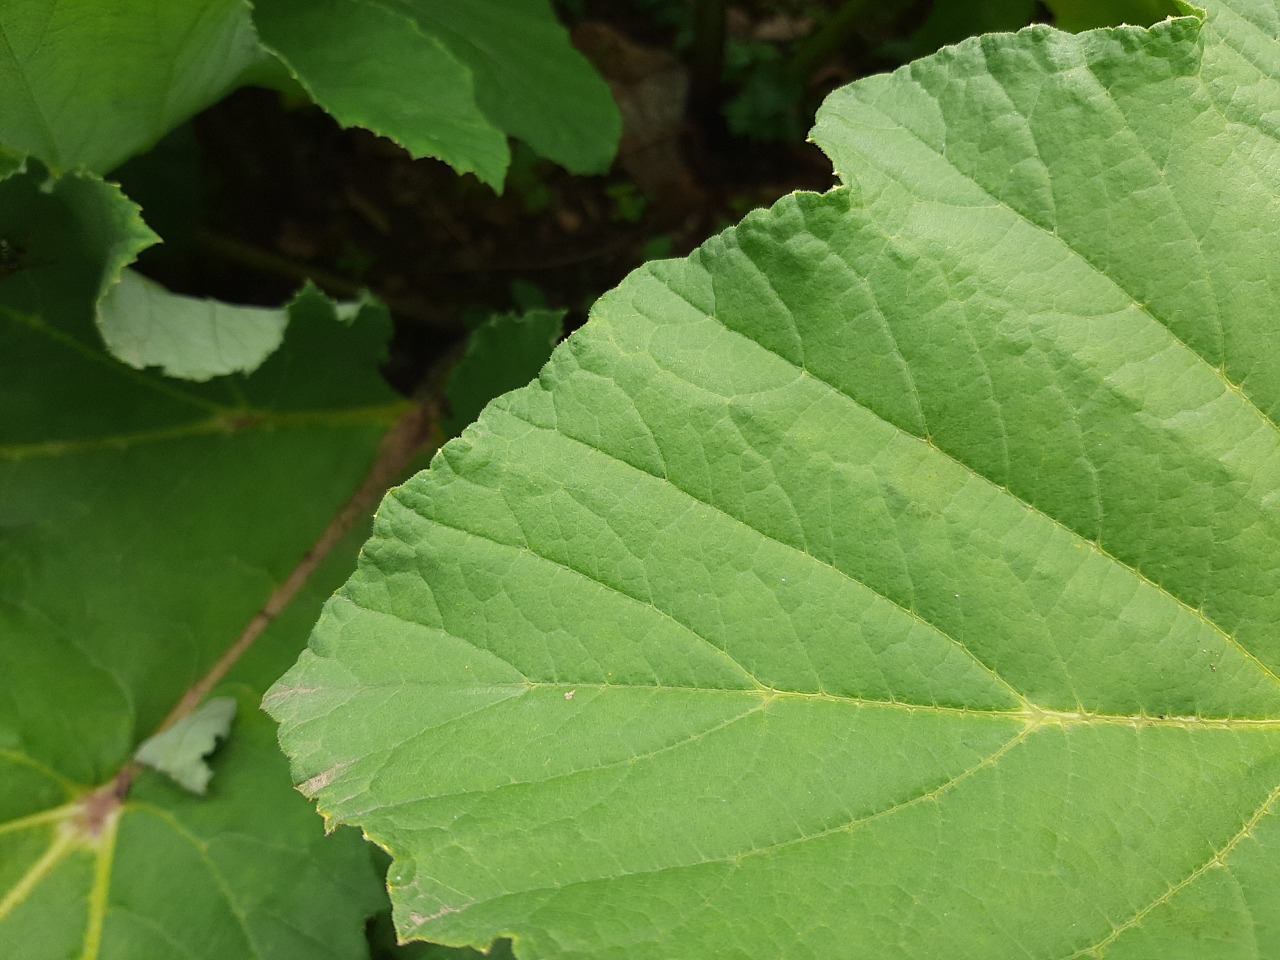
[134,696,237,794]
[269,1,1280,957]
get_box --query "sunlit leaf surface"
[270,3,1280,957]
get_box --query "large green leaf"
[269,1,1280,957]
[0,0,264,175]
[0,202,412,955]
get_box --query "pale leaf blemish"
[300,761,352,796]
[564,690,576,701]
[261,684,323,711]
[408,902,471,930]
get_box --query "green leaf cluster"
[1,8,587,951]
[10,0,1280,956]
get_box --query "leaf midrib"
[423,414,1032,707]
[285,660,1280,728]
[0,403,410,462]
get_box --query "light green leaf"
[0,0,265,174]
[269,2,1280,957]
[0,228,408,955]
[251,0,510,187]
[134,697,237,794]
[444,309,565,435]
[98,270,289,381]
[98,271,388,382]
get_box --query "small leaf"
[414,0,622,174]
[97,273,386,381]
[251,0,620,185]
[134,697,237,794]
[98,271,289,381]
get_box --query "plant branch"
[98,398,438,808]
[195,230,454,330]
[152,399,440,741]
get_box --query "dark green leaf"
[1046,0,1181,31]
[0,236,407,956]
[0,1,264,174]
[412,0,621,175]
[252,0,510,187]
[444,309,565,435]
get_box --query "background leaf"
[409,0,622,175]
[444,308,565,435]
[97,270,290,381]
[1044,0,1182,31]
[97,272,390,382]
[269,2,1280,957]
[0,0,265,175]
[0,165,158,353]
[251,0,510,188]
[0,224,410,955]
[251,0,621,187]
